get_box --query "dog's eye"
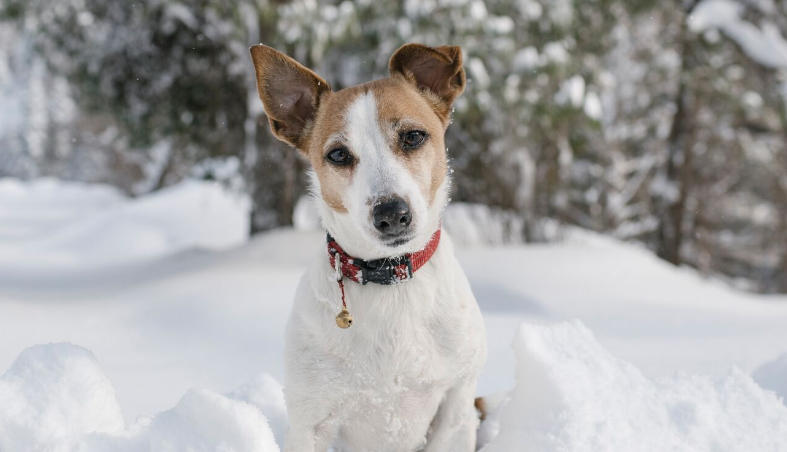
[401,130,428,150]
[326,147,353,166]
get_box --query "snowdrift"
[0,178,250,273]
[480,321,787,451]
[3,323,786,452]
[754,353,787,403]
[0,343,124,451]
[2,178,786,450]
[0,343,281,452]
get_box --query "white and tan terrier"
[250,43,486,452]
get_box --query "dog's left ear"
[389,43,466,121]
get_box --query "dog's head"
[250,43,465,259]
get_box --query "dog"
[250,43,487,452]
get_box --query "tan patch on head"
[371,78,449,205]
[305,87,364,213]
[303,78,450,213]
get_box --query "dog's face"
[250,44,465,258]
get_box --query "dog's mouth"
[381,233,414,248]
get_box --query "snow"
[1,178,787,450]
[480,321,787,451]
[468,57,491,89]
[516,0,543,20]
[0,177,125,241]
[0,178,250,277]
[543,42,570,65]
[583,91,603,121]
[754,353,787,402]
[440,202,524,246]
[164,3,200,31]
[292,195,321,231]
[489,16,515,35]
[468,230,787,394]
[512,46,539,71]
[688,0,740,31]
[0,343,125,451]
[469,1,487,21]
[689,0,787,69]
[226,373,288,446]
[555,75,585,107]
[0,343,281,452]
[147,388,278,452]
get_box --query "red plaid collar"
[327,229,441,285]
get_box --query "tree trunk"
[779,207,787,293]
[655,1,699,266]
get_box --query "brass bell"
[335,308,354,329]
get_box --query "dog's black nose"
[373,198,412,236]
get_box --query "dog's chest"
[324,282,477,447]
[337,278,476,384]
[342,320,457,388]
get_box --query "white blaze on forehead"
[344,92,412,201]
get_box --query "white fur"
[286,93,486,452]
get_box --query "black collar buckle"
[357,256,413,285]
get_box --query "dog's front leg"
[285,413,338,452]
[423,379,479,452]
[285,425,317,452]
[284,392,339,452]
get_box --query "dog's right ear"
[250,45,331,151]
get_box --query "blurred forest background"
[1,0,787,293]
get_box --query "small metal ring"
[334,252,342,281]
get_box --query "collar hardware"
[327,228,441,286]
[356,255,413,285]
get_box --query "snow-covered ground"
[1,178,786,451]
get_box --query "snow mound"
[78,389,280,452]
[0,343,124,451]
[481,321,787,452]
[226,373,288,446]
[149,388,279,452]
[0,343,281,452]
[0,177,124,242]
[442,203,524,246]
[0,179,250,273]
[754,353,787,403]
